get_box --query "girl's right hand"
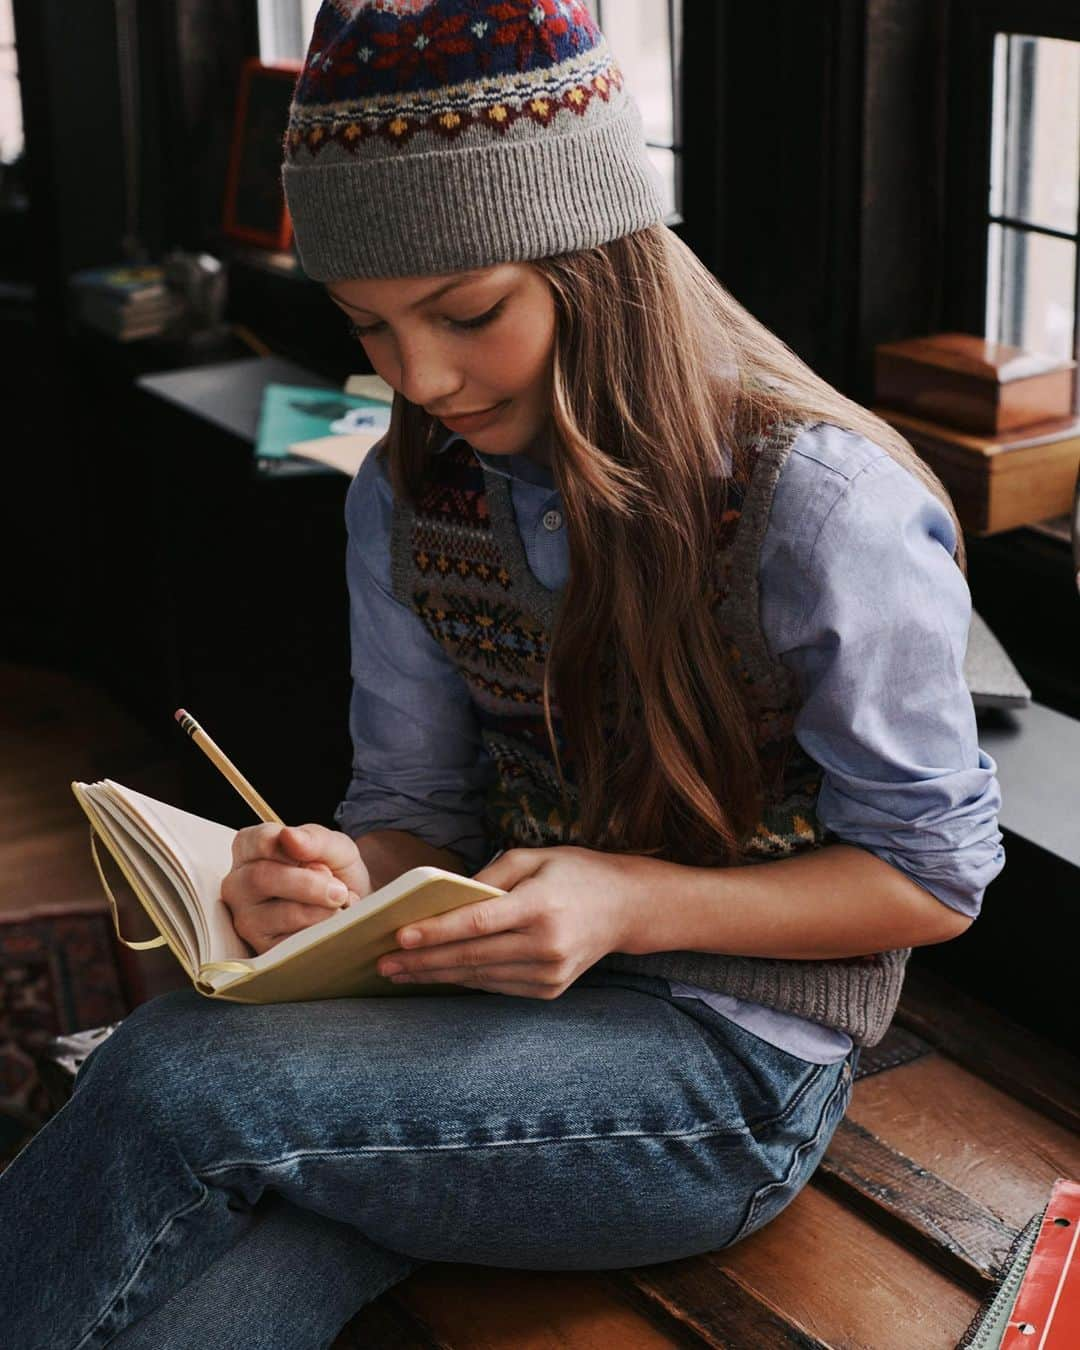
[221,823,372,956]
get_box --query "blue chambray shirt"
[334,421,1005,1063]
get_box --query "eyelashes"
[346,300,506,340]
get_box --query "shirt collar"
[433,431,555,491]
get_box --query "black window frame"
[946,0,1080,407]
[590,0,683,228]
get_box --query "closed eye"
[347,299,506,339]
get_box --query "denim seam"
[70,1186,214,1350]
[725,1066,852,1247]
[669,1005,833,1135]
[196,1121,764,1180]
[744,1059,832,1137]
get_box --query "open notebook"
[71,780,504,1004]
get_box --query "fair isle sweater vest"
[389,420,910,1047]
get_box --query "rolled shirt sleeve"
[759,423,1005,919]
[334,441,494,872]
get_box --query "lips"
[436,404,500,419]
[437,401,509,431]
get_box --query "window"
[986,34,1079,367]
[947,4,1080,421]
[584,1,682,223]
[259,1,682,222]
[0,0,21,164]
[258,0,320,65]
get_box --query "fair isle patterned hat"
[281,0,666,281]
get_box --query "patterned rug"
[0,909,136,1172]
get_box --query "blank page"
[103,783,252,966]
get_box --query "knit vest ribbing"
[389,420,910,1047]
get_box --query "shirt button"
[542,509,563,532]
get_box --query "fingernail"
[327,881,348,903]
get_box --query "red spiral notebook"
[958,1178,1080,1348]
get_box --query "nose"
[391,330,464,411]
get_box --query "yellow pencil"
[173,708,284,824]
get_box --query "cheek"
[486,319,553,396]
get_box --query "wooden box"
[874,405,1080,536]
[875,333,1075,435]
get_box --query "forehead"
[327,264,516,313]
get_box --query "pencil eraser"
[174,708,187,722]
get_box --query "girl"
[0,3,1004,1346]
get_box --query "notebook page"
[102,783,251,966]
[95,787,213,959]
[89,792,201,964]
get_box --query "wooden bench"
[324,965,1080,1350]
[33,963,1078,1350]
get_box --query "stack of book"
[873,333,1080,536]
[69,263,186,342]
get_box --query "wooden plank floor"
[0,661,192,997]
[4,662,1077,1349]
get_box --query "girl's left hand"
[375,845,650,999]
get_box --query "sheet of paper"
[343,373,395,403]
[287,431,381,476]
[104,783,252,965]
[90,791,203,963]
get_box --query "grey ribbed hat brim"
[281,98,665,282]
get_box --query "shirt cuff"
[333,794,491,874]
[848,835,1006,919]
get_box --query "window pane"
[0,44,21,166]
[990,33,1080,236]
[590,0,674,147]
[986,223,1076,361]
[301,0,320,46]
[646,145,677,219]
[258,0,306,63]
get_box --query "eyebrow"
[327,269,490,317]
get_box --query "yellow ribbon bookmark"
[88,829,255,992]
[89,830,167,952]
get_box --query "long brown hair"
[383,225,967,866]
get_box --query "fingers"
[231,822,287,867]
[221,856,351,914]
[223,825,370,961]
[277,824,363,874]
[231,822,354,869]
[389,887,530,954]
[234,898,342,956]
[471,846,545,891]
[377,931,558,977]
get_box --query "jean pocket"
[720,1056,854,1249]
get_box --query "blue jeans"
[0,968,858,1349]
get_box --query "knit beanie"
[280,0,666,281]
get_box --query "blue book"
[254,383,392,460]
[69,264,168,303]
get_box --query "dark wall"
[858,0,951,394]
[13,0,129,324]
[161,0,264,255]
[12,0,259,330]
[718,0,866,394]
[680,0,950,403]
